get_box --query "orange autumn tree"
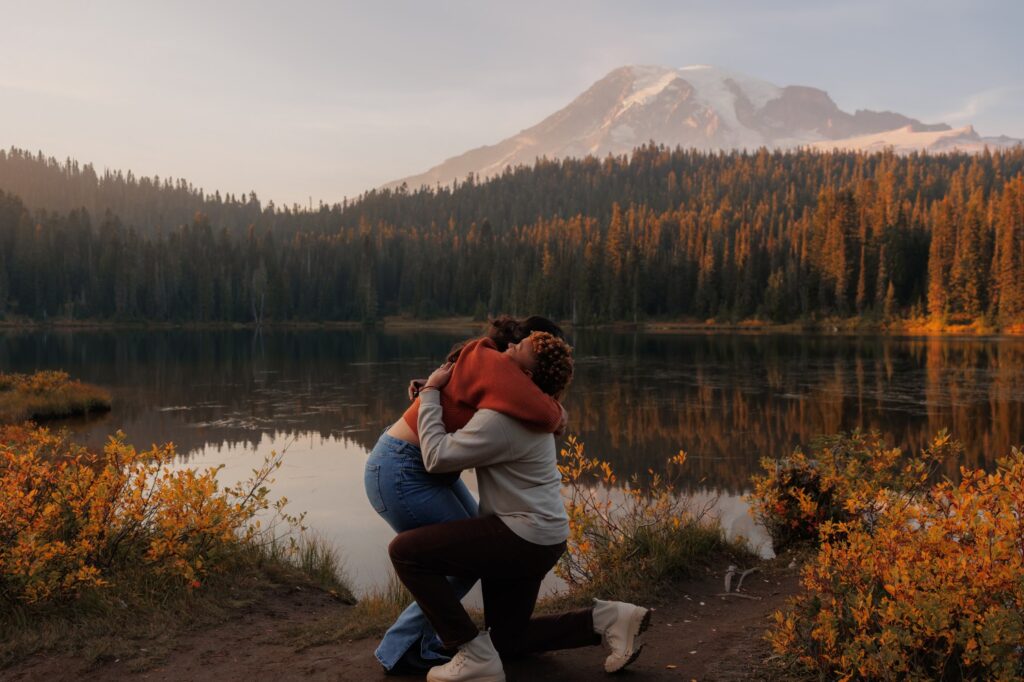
[0,424,297,605]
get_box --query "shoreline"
[1,315,1022,337]
[3,554,800,681]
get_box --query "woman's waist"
[385,418,420,446]
[372,427,423,458]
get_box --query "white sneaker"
[426,631,505,682]
[592,599,652,673]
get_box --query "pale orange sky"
[2,0,1021,205]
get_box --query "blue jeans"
[364,432,479,671]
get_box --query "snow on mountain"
[620,67,681,111]
[388,65,1022,190]
[808,124,1020,155]
[674,64,781,122]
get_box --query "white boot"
[592,599,652,673]
[426,631,505,682]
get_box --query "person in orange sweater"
[364,316,568,673]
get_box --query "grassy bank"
[0,425,354,670]
[1,535,353,671]
[0,371,111,422]
[545,437,754,609]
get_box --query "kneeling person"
[388,332,651,681]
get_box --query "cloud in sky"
[1,0,1021,204]
[938,84,1024,130]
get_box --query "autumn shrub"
[769,448,1024,681]
[0,424,302,606]
[0,371,111,422]
[749,430,959,551]
[554,436,748,603]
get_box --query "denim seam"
[394,467,424,527]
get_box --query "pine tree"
[994,177,1024,322]
[855,245,868,313]
[927,202,954,321]
[950,188,988,318]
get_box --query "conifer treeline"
[0,145,1022,324]
[0,147,308,236]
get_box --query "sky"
[1,0,1022,205]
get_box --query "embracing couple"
[363,316,651,681]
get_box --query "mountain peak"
[388,65,1021,190]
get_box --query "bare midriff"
[385,417,419,446]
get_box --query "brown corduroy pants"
[388,514,601,656]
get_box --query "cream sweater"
[418,390,569,546]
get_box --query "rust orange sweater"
[401,337,562,435]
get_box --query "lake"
[4,328,1023,593]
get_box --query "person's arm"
[418,390,514,473]
[456,338,563,432]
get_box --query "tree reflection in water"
[3,329,1022,496]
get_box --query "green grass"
[255,534,355,601]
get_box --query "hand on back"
[424,362,454,392]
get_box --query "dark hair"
[520,315,564,339]
[445,315,564,362]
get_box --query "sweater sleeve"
[455,338,563,433]
[418,390,515,473]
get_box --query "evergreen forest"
[0,144,1022,325]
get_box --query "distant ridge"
[389,64,1021,190]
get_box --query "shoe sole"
[427,673,505,682]
[605,607,653,673]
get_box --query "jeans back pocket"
[364,462,388,514]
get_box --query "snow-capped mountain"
[389,65,1021,190]
[808,124,1019,155]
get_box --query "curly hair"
[445,315,565,362]
[528,331,574,398]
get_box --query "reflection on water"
[3,329,1023,589]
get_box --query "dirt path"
[7,562,799,681]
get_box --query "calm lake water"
[4,328,1023,593]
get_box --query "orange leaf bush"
[770,448,1024,680]
[0,424,290,605]
[749,430,958,551]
